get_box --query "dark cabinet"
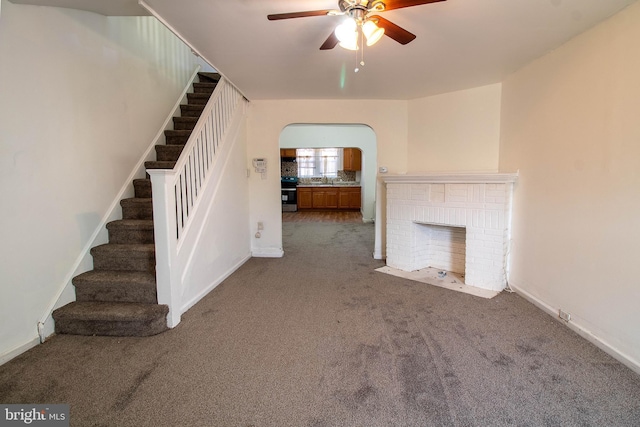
[298,186,360,210]
[343,148,361,171]
[280,149,296,158]
[338,187,361,209]
[325,189,339,208]
[297,188,312,209]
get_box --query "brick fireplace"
[382,173,518,292]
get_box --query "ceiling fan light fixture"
[335,18,358,50]
[362,20,384,46]
[335,18,356,42]
[339,38,359,51]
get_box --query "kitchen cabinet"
[338,187,361,209]
[297,188,312,209]
[280,148,296,158]
[298,186,360,210]
[343,148,361,171]
[325,189,339,208]
[312,191,326,208]
[311,188,338,208]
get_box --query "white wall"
[0,1,205,362]
[179,113,251,315]
[247,94,502,260]
[246,99,409,259]
[279,124,377,222]
[499,1,640,372]
[408,83,502,173]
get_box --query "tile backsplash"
[338,170,356,181]
[280,162,357,181]
[281,161,297,177]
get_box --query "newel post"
[147,169,182,328]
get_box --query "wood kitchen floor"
[282,211,363,223]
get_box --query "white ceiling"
[10,0,638,100]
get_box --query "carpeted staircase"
[52,72,221,337]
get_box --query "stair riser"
[197,72,221,83]
[92,253,155,272]
[165,133,190,145]
[121,206,152,220]
[144,162,176,174]
[133,180,152,198]
[75,285,157,304]
[173,118,197,131]
[53,317,167,337]
[108,229,154,244]
[180,105,205,117]
[155,145,184,162]
[193,83,215,94]
[186,94,209,105]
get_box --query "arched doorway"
[279,124,377,222]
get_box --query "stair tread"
[120,197,152,204]
[145,161,176,169]
[91,243,155,254]
[164,130,192,136]
[106,219,154,230]
[181,104,205,109]
[187,92,210,98]
[53,301,167,322]
[198,72,220,82]
[73,270,156,286]
[173,116,198,122]
[156,144,185,151]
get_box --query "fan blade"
[372,15,416,45]
[267,10,333,20]
[320,32,340,50]
[378,0,446,11]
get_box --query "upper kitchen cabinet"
[280,149,297,158]
[343,148,361,171]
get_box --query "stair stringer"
[176,100,251,317]
[35,65,203,343]
[148,81,249,328]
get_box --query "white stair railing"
[148,77,245,327]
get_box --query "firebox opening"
[414,222,466,277]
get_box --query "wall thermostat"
[253,158,267,179]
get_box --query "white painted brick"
[430,184,445,203]
[445,184,469,203]
[385,178,513,292]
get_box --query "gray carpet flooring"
[1,221,639,426]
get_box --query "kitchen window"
[297,148,342,178]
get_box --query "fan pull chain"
[361,29,365,68]
[355,29,365,73]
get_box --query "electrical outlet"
[558,309,571,322]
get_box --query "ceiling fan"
[267,0,447,51]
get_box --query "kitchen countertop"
[297,182,360,187]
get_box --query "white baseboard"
[510,282,640,376]
[252,247,284,258]
[180,253,252,316]
[0,336,40,366]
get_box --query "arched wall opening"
[279,124,377,222]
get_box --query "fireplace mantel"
[381,172,518,184]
